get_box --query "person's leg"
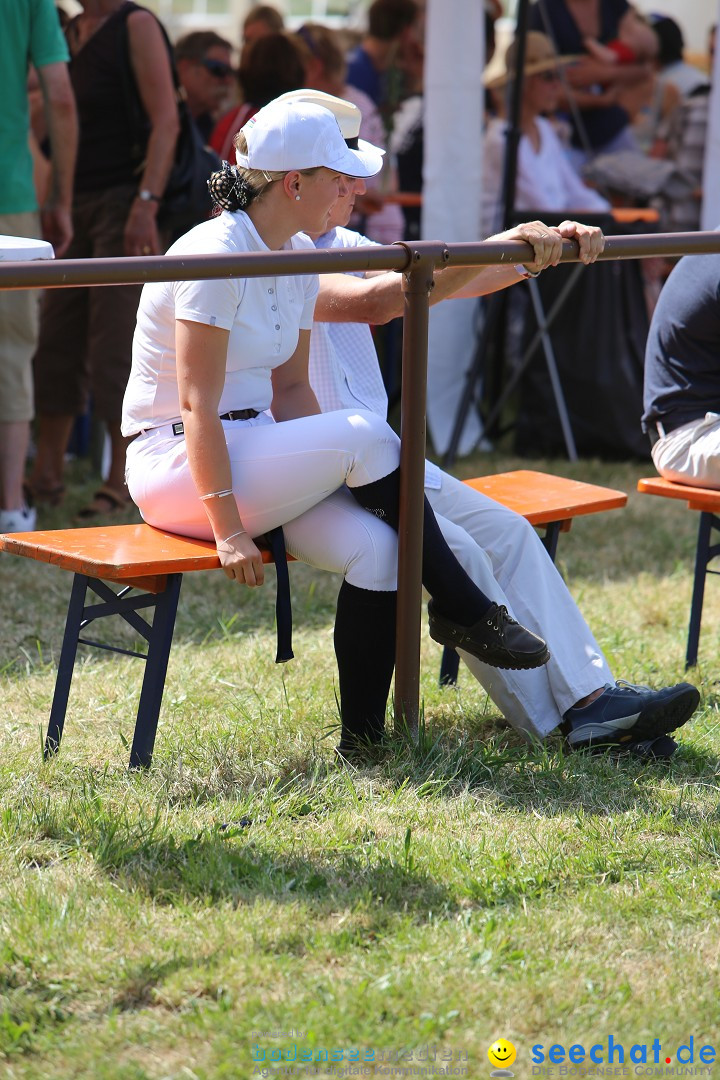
[31,196,93,498]
[349,467,549,670]
[0,421,31,510]
[428,472,612,718]
[0,212,41,525]
[430,471,699,751]
[127,410,548,672]
[271,487,400,754]
[432,511,565,740]
[85,186,142,502]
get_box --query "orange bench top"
[637,476,720,513]
[0,470,628,584]
[0,524,281,590]
[464,469,627,526]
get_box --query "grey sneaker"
[562,681,699,751]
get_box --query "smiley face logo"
[488,1039,517,1071]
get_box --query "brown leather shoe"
[428,600,550,671]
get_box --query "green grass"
[2,451,720,1079]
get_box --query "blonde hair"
[229,130,286,202]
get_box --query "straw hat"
[484,30,579,89]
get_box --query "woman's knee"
[341,409,400,486]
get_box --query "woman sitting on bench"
[121,98,549,758]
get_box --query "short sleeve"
[30,0,70,67]
[299,274,319,330]
[173,275,246,331]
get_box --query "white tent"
[422,0,485,456]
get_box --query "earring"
[295,194,301,201]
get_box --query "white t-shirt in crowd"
[482,116,610,235]
[309,225,442,489]
[122,211,318,436]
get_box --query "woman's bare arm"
[124,10,181,256]
[270,331,322,421]
[176,319,265,586]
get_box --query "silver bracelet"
[217,529,247,546]
[199,488,234,502]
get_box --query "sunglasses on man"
[199,57,236,79]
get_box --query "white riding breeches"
[428,470,613,741]
[126,409,399,592]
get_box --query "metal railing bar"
[3,231,720,291]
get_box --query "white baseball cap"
[273,90,362,142]
[237,98,383,178]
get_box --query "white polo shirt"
[122,211,318,436]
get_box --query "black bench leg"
[686,512,713,668]
[439,647,461,685]
[45,573,89,758]
[129,573,182,770]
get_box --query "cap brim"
[333,139,385,178]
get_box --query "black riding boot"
[334,581,396,757]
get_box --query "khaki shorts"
[0,211,43,422]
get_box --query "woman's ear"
[282,171,302,201]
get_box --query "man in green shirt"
[0,0,77,532]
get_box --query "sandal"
[76,484,133,520]
[24,480,66,507]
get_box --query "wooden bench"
[0,470,627,768]
[637,476,720,667]
[0,525,284,769]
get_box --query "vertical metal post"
[394,253,436,738]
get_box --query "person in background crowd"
[483,32,610,236]
[240,4,284,66]
[528,0,657,164]
[0,0,77,534]
[661,24,714,232]
[28,0,179,519]
[345,0,420,108]
[296,22,404,244]
[650,14,708,99]
[289,89,699,760]
[174,30,235,143]
[210,32,308,165]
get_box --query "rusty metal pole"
[394,249,445,739]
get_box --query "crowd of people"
[1,0,717,761]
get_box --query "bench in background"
[637,476,720,667]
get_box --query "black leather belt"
[220,409,260,421]
[168,410,260,437]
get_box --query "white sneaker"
[0,505,37,533]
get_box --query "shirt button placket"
[269,282,281,351]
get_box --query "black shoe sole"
[568,684,700,751]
